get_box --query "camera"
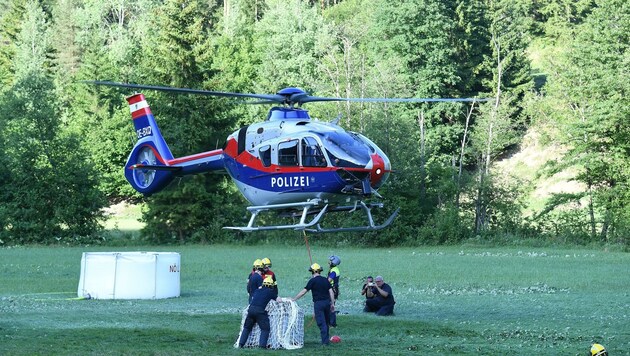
[368,282,374,287]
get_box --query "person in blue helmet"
[238,276,281,348]
[327,255,341,327]
[292,263,335,345]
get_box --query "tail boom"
[124,93,226,196]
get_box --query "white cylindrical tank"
[77,252,180,299]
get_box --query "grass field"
[1,244,628,355]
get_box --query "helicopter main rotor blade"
[83,81,490,106]
[82,81,286,103]
[299,96,490,104]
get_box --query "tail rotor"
[133,146,157,188]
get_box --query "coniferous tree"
[532,0,629,242]
[0,0,619,246]
[0,1,105,244]
[137,0,240,243]
[252,0,336,93]
[69,0,160,198]
[0,0,27,89]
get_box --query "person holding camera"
[364,275,395,316]
[361,276,377,311]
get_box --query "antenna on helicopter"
[332,113,342,125]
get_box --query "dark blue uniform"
[305,275,333,344]
[365,282,395,315]
[238,286,278,348]
[247,272,263,304]
[327,266,340,327]
[362,282,377,312]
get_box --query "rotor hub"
[276,87,308,106]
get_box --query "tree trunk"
[474,35,502,234]
[418,111,426,205]
[587,183,596,239]
[456,102,475,210]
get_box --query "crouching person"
[238,276,280,348]
[364,275,395,316]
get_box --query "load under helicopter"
[87,81,485,233]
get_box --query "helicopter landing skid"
[306,202,400,233]
[223,200,329,232]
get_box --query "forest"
[0,0,627,246]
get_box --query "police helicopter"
[86,81,485,233]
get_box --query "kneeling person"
[238,276,281,348]
[364,275,395,316]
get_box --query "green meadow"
[1,244,628,355]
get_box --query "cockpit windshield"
[317,131,371,168]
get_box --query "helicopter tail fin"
[124,93,176,196]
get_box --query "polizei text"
[271,176,311,188]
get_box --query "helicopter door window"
[301,137,327,167]
[278,140,299,166]
[259,145,271,167]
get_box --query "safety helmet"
[591,344,608,356]
[309,263,322,273]
[253,259,264,269]
[263,276,275,287]
[329,255,341,266]
[261,257,272,267]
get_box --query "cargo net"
[234,299,304,350]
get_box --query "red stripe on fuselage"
[223,138,238,158]
[235,149,366,174]
[168,149,223,165]
[225,137,391,175]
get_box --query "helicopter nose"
[370,153,389,188]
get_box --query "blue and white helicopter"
[87,81,484,233]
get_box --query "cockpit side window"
[301,137,327,167]
[278,140,299,166]
[259,145,271,167]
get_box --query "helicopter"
[86,81,486,233]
